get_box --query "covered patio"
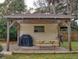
[2,13,73,52]
[2,42,68,53]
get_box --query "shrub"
[0,45,3,52]
[0,45,3,58]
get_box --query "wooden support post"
[17,25,20,45]
[67,22,72,51]
[6,20,16,51]
[57,20,60,47]
[58,24,61,47]
[6,20,10,51]
[9,21,16,28]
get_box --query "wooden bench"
[35,40,59,47]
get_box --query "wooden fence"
[63,31,78,41]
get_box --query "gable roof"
[2,13,73,19]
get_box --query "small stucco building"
[3,13,73,51]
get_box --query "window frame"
[34,26,45,33]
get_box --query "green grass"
[62,41,78,51]
[4,54,78,59]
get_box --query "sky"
[0,0,37,9]
[0,0,5,4]
[24,0,37,9]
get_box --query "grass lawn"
[3,54,78,59]
[2,41,78,59]
[62,41,78,51]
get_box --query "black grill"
[19,34,33,47]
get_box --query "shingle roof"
[1,13,73,19]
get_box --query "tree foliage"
[0,0,25,15]
[34,0,67,14]
[8,0,25,14]
[0,0,25,40]
[34,0,77,17]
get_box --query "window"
[60,27,67,31]
[34,26,45,32]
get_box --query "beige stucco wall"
[19,23,59,46]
